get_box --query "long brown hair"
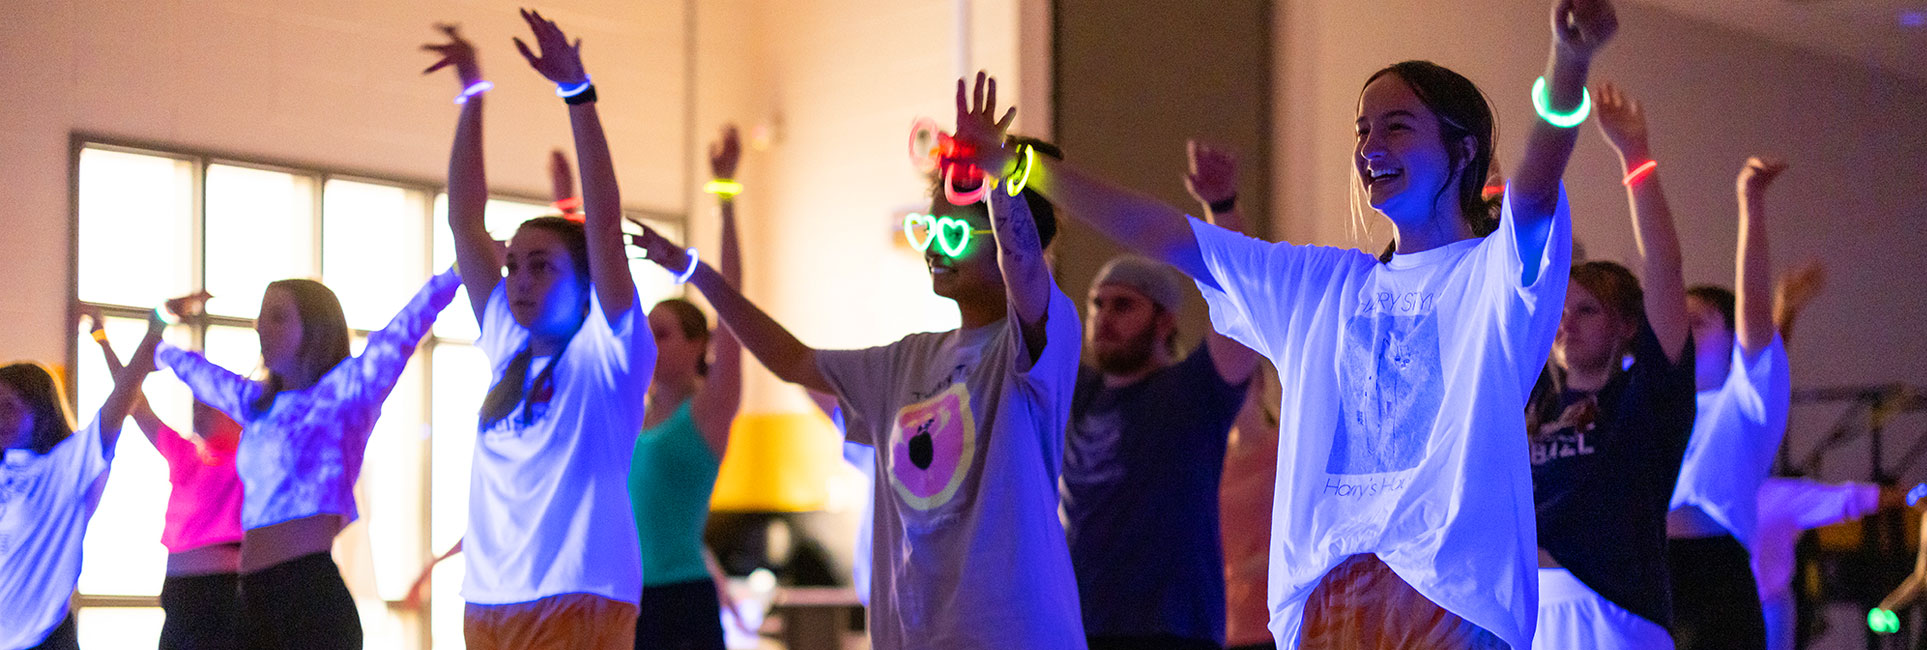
[0,362,77,454]
[255,279,350,414]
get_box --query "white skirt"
[1532,568,1675,650]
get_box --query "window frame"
[65,133,686,649]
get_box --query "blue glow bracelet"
[556,76,593,98]
[674,247,700,284]
[454,80,493,104]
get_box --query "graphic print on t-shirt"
[1530,396,1600,465]
[0,454,44,555]
[888,382,977,512]
[1328,290,1445,475]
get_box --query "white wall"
[1271,0,1927,457]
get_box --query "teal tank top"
[628,399,723,587]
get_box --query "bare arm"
[956,76,1054,359]
[1594,83,1688,361]
[949,74,1213,289]
[97,312,166,455]
[1736,157,1786,355]
[693,127,745,456]
[1510,0,1617,281]
[516,9,637,321]
[1185,141,1261,385]
[1772,261,1825,348]
[635,226,832,396]
[426,25,500,321]
[81,307,164,444]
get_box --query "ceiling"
[1628,0,1927,83]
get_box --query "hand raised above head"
[422,23,483,87]
[951,71,1018,176]
[1738,156,1788,201]
[513,8,588,87]
[710,125,742,180]
[1552,0,1618,61]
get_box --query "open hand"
[1593,82,1649,157]
[1184,140,1239,207]
[513,8,587,87]
[78,304,105,333]
[165,290,213,321]
[951,72,1018,176]
[630,225,691,273]
[422,24,483,87]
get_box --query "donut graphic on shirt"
[888,383,977,511]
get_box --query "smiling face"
[922,196,1005,307]
[505,225,589,341]
[1355,75,1470,230]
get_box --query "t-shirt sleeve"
[56,420,113,488]
[1480,184,1574,393]
[1188,216,1362,362]
[1732,334,1792,420]
[815,343,904,447]
[350,269,463,402]
[1760,479,1882,530]
[1007,287,1082,389]
[157,344,260,424]
[566,287,657,403]
[1189,343,1251,421]
[1627,321,1699,451]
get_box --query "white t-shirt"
[1670,335,1791,548]
[0,421,111,650]
[1190,187,1569,650]
[815,289,1086,650]
[462,284,655,605]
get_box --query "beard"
[1093,325,1160,376]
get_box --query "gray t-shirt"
[817,289,1085,650]
[1061,345,1246,643]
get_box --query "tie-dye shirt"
[1190,186,1571,650]
[159,270,460,530]
[816,288,1085,650]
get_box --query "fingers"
[513,37,539,67]
[972,71,986,114]
[986,76,998,115]
[997,106,1017,130]
[423,57,453,75]
[955,77,968,115]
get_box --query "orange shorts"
[464,593,638,650]
[1298,554,1510,650]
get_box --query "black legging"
[161,571,241,650]
[1669,535,1767,650]
[635,578,726,650]
[238,552,362,650]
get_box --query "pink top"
[152,423,245,553]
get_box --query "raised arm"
[1184,141,1261,384]
[1736,157,1786,355]
[425,24,500,322]
[693,126,745,455]
[949,74,1213,288]
[956,75,1052,359]
[97,311,167,455]
[1510,0,1617,265]
[80,305,164,444]
[516,9,636,322]
[354,269,463,396]
[634,226,832,396]
[1593,83,1687,361]
[1772,261,1825,348]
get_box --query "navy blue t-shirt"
[1060,345,1247,643]
[1530,323,1696,627]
